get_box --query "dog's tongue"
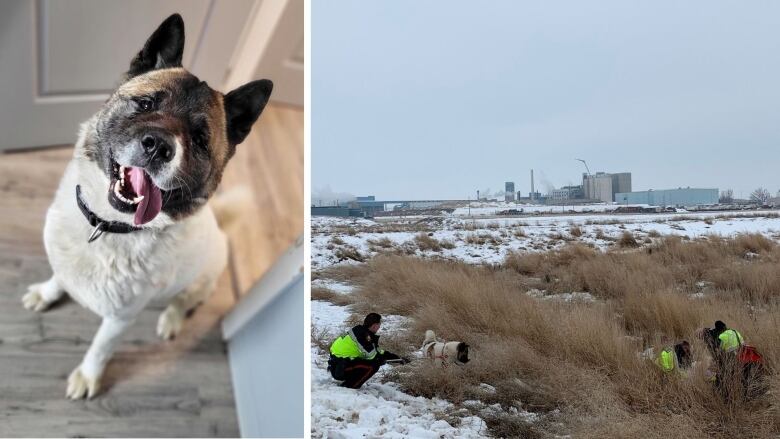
[128,167,162,225]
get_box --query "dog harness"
[428,342,450,368]
[76,185,142,243]
[424,340,464,368]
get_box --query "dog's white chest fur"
[43,156,227,319]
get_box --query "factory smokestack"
[530,169,535,201]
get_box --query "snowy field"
[312,209,780,268]
[310,207,780,437]
[310,301,489,438]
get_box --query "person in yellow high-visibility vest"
[701,320,755,400]
[655,340,692,374]
[328,313,409,388]
[713,320,744,353]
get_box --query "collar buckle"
[87,222,106,243]
[76,185,142,241]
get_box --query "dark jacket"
[328,325,401,378]
[349,324,401,362]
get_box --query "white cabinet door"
[0,0,254,150]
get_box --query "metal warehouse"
[615,188,718,207]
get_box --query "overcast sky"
[312,1,780,202]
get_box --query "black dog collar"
[75,185,142,242]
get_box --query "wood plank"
[220,104,304,294]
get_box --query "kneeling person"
[656,340,692,374]
[328,313,408,389]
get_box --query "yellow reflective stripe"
[330,329,379,360]
[348,329,377,360]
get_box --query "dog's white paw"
[66,365,101,400]
[22,284,53,312]
[157,306,184,340]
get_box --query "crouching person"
[655,340,692,375]
[700,320,767,399]
[328,313,409,389]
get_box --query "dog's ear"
[126,14,185,79]
[224,80,273,145]
[458,343,470,363]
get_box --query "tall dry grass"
[414,233,442,252]
[327,234,780,437]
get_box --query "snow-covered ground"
[310,300,490,438]
[311,353,488,438]
[312,209,780,268]
[311,208,780,437]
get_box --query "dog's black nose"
[141,133,174,163]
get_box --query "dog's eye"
[191,130,209,152]
[136,97,155,113]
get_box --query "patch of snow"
[478,383,497,394]
[312,299,409,335]
[312,278,356,294]
[311,300,352,336]
[525,288,547,298]
[551,292,596,303]
[526,289,596,303]
[639,347,655,360]
[478,403,540,424]
[463,400,485,408]
[313,211,780,270]
[311,298,484,437]
[381,313,410,332]
[311,347,489,438]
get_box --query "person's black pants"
[329,356,384,389]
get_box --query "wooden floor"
[0,103,302,437]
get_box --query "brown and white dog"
[422,330,470,368]
[20,14,272,399]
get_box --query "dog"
[20,14,272,399]
[422,330,470,368]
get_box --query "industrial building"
[310,206,366,217]
[615,188,718,207]
[351,196,387,217]
[550,185,584,201]
[505,182,515,202]
[312,196,470,217]
[582,172,632,203]
[517,191,545,203]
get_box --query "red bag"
[737,345,764,365]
